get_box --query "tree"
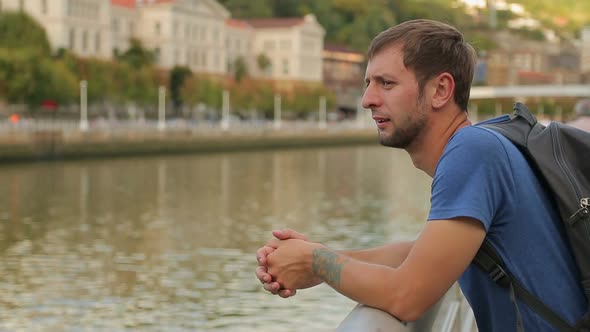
[231,56,248,82]
[256,53,271,76]
[0,11,51,56]
[0,48,77,107]
[217,0,273,18]
[169,66,192,114]
[115,38,156,69]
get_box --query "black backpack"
[473,102,590,332]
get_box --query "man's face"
[362,44,428,149]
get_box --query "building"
[233,14,325,82]
[112,0,229,75]
[225,18,255,77]
[482,31,581,85]
[581,27,590,82]
[322,43,365,115]
[1,0,113,59]
[1,0,326,83]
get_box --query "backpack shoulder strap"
[474,240,575,332]
[513,102,537,126]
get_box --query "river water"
[0,145,432,331]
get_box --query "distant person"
[568,99,590,132]
[254,19,587,332]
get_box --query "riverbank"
[0,127,378,162]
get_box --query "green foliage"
[0,11,51,56]
[231,56,249,82]
[169,66,192,112]
[217,0,273,18]
[0,49,77,107]
[181,75,224,110]
[284,84,335,118]
[508,0,590,37]
[256,54,271,73]
[115,38,156,69]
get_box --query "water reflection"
[0,145,430,331]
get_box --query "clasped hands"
[255,229,324,298]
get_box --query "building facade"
[1,0,113,58]
[1,0,325,82]
[322,43,365,114]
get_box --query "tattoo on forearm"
[312,248,349,289]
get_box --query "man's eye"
[383,81,394,87]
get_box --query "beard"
[378,98,427,149]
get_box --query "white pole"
[319,96,327,129]
[158,85,166,131]
[221,90,230,130]
[274,94,281,130]
[80,80,88,131]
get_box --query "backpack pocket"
[569,206,590,300]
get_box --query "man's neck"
[407,110,471,177]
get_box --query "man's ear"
[430,73,455,110]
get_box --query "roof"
[324,43,363,55]
[226,18,252,29]
[244,17,305,29]
[111,0,175,8]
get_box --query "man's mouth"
[373,117,390,124]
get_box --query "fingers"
[263,281,281,294]
[265,238,281,249]
[256,246,275,265]
[255,266,272,284]
[272,228,309,241]
[278,289,296,298]
[262,282,296,298]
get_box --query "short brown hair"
[367,19,476,111]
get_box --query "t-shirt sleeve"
[427,127,513,231]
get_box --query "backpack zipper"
[549,126,590,225]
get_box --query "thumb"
[272,229,309,241]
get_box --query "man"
[255,19,586,331]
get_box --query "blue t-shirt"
[428,124,587,332]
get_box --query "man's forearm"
[338,241,414,268]
[311,247,423,321]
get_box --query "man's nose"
[361,85,380,110]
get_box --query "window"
[282,59,289,75]
[129,22,135,35]
[154,47,161,62]
[280,40,291,51]
[155,21,161,35]
[82,30,88,51]
[95,32,100,52]
[173,22,178,35]
[69,28,75,50]
[18,0,24,11]
[113,18,119,32]
[41,0,47,14]
[0,0,3,11]
[263,40,275,51]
